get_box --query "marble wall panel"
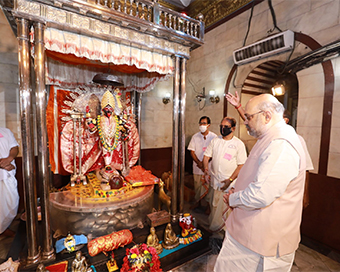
[0,52,18,65]
[312,24,340,46]
[332,102,340,128]
[0,25,17,53]
[247,10,269,39]
[214,24,240,51]
[297,97,324,128]
[0,64,19,84]
[297,72,325,98]
[287,0,338,35]
[296,126,321,174]
[204,48,227,69]
[273,0,311,26]
[0,84,19,103]
[329,127,340,154]
[333,75,340,102]
[311,0,334,10]
[327,152,340,178]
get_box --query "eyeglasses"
[244,111,263,121]
[220,125,232,129]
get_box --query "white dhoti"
[208,189,227,232]
[214,230,295,272]
[193,174,209,201]
[0,174,19,233]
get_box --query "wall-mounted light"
[196,87,206,103]
[271,82,286,96]
[209,90,220,103]
[163,92,171,104]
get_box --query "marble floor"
[1,206,340,271]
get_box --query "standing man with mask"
[214,94,306,272]
[203,117,247,232]
[188,116,217,211]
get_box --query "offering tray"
[49,173,154,237]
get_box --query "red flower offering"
[121,243,162,272]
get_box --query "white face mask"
[199,125,208,133]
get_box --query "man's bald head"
[244,94,285,138]
[246,94,284,117]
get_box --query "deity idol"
[86,90,121,173]
[60,88,140,184]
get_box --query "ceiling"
[160,0,255,31]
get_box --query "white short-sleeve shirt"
[188,131,217,175]
[204,136,247,190]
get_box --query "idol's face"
[103,105,114,117]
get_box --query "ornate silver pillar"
[178,58,186,215]
[171,56,180,221]
[33,21,55,261]
[17,18,40,265]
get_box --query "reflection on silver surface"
[49,185,154,236]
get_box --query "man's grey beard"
[246,125,260,138]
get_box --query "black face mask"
[220,126,232,137]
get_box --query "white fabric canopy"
[46,58,170,93]
[44,28,174,75]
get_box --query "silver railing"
[92,0,204,42]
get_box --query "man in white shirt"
[0,127,19,237]
[188,116,217,210]
[203,117,247,232]
[215,94,306,272]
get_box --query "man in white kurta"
[203,117,247,232]
[0,127,19,236]
[214,94,306,272]
[187,116,217,205]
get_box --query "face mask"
[199,125,207,133]
[220,126,232,137]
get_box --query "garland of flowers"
[121,243,162,272]
[97,115,120,152]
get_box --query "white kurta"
[204,136,247,231]
[214,139,300,272]
[0,127,19,233]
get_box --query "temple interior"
[0,0,340,271]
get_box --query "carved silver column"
[178,58,186,215]
[33,21,55,262]
[17,18,40,265]
[171,56,180,221]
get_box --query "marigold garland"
[97,115,120,152]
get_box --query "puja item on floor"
[87,229,133,257]
[55,233,88,254]
[146,210,170,228]
[146,227,163,255]
[121,243,162,272]
[45,261,68,272]
[162,223,179,250]
[71,251,88,272]
[106,252,118,272]
[178,213,202,245]
[36,263,50,272]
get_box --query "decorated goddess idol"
[60,88,140,185]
